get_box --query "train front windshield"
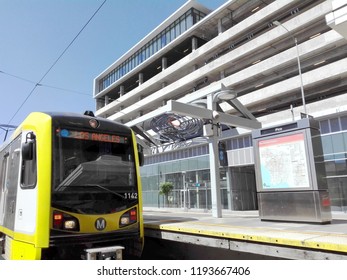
[52,128,138,215]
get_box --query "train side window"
[21,133,37,189]
[5,137,22,199]
[0,151,9,196]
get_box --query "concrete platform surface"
[143,208,347,259]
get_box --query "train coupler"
[85,245,124,260]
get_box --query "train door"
[2,137,21,231]
[0,150,10,226]
[13,132,38,238]
[3,137,21,231]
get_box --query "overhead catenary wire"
[6,0,107,125]
[0,70,91,96]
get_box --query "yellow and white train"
[0,111,144,259]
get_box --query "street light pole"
[273,21,307,115]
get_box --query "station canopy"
[128,83,261,150]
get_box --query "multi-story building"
[93,0,347,213]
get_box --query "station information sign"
[258,132,310,190]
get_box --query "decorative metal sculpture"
[150,113,203,142]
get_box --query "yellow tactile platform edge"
[145,221,347,254]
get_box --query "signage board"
[258,132,310,190]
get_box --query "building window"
[161,34,167,46]
[320,120,330,134]
[238,138,244,149]
[244,135,251,147]
[341,116,347,131]
[330,118,340,132]
[98,8,206,92]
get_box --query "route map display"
[258,133,310,190]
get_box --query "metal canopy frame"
[131,99,261,147]
[129,84,261,218]
[167,100,261,129]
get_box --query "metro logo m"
[95,218,107,231]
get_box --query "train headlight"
[119,208,137,227]
[53,211,80,231]
[120,217,130,225]
[64,220,77,230]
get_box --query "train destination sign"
[57,129,128,144]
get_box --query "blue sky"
[0,0,226,141]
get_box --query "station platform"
[143,207,347,260]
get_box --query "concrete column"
[138,73,144,85]
[120,85,125,96]
[192,37,198,51]
[218,18,224,34]
[162,57,167,70]
[105,95,109,105]
[220,70,225,79]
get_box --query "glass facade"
[145,144,209,165]
[140,115,347,213]
[141,154,253,210]
[144,135,253,166]
[98,8,206,92]
[141,155,213,208]
[320,115,347,211]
